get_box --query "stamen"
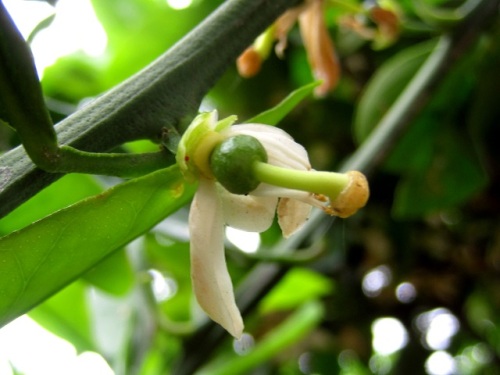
[253,162,369,218]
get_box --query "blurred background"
[1,0,500,374]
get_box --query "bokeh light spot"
[372,317,408,355]
[362,265,392,297]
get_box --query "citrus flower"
[177,111,369,338]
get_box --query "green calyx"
[210,134,268,194]
[176,111,237,181]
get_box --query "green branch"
[0,0,301,218]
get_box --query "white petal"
[217,184,278,232]
[277,198,312,238]
[189,178,244,338]
[223,124,310,170]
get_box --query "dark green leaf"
[392,127,488,218]
[245,81,321,125]
[354,39,437,143]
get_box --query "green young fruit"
[210,135,267,194]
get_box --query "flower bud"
[210,135,267,195]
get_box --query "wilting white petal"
[218,184,278,232]
[277,198,312,237]
[189,178,244,338]
[251,183,320,206]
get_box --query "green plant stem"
[55,147,174,178]
[0,0,302,219]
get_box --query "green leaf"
[201,301,324,375]
[0,173,103,236]
[354,39,437,143]
[82,248,134,296]
[259,267,333,314]
[0,166,196,327]
[28,280,95,353]
[245,81,321,125]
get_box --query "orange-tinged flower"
[237,0,340,96]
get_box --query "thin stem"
[55,146,174,178]
[253,25,276,59]
[253,161,348,198]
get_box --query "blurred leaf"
[383,117,436,173]
[259,267,333,314]
[392,126,488,218]
[83,248,134,296]
[145,234,193,324]
[354,39,437,143]
[0,166,196,327]
[201,301,324,375]
[28,280,94,353]
[388,39,488,218]
[42,53,107,103]
[245,81,321,125]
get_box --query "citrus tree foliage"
[1,0,500,374]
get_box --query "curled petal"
[218,184,278,232]
[274,6,303,57]
[189,178,243,338]
[277,198,312,237]
[299,0,340,96]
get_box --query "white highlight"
[416,308,460,350]
[5,0,108,76]
[166,0,193,10]
[3,0,53,38]
[148,269,178,302]
[425,351,456,375]
[372,317,408,355]
[226,227,261,254]
[0,316,113,375]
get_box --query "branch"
[0,0,301,218]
